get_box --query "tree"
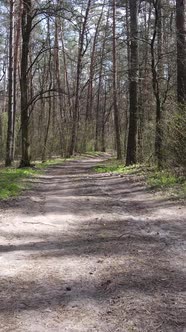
[0,0,183,168]
[69,0,92,156]
[150,0,163,168]
[112,0,122,159]
[126,0,138,165]
[5,0,14,166]
[20,0,32,167]
[176,0,186,104]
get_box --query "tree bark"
[12,0,22,160]
[69,0,92,156]
[176,0,186,104]
[42,18,52,162]
[5,0,14,166]
[126,0,138,165]
[112,0,122,160]
[19,0,32,167]
[150,0,163,169]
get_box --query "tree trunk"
[155,0,163,167]
[112,0,122,160]
[12,0,22,161]
[151,0,163,169]
[101,83,107,152]
[94,9,109,152]
[126,0,138,165]
[176,0,186,104]
[5,0,14,167]
[19,0,32,167]
[42,18,52,162]
[69,0,92,156]
[54,12,66,156]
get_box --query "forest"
[0,0,185,169]
[0,1,186,331]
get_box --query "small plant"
[0,158,66,200]
[0,168,39,200]
[94,159,186,198]
[36,158,65,169]
[147,170,186,198]
[147,170,184,188]
[94,159,141,175]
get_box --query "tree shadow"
[0,157,185,330]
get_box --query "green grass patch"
[94,159,141,175]
[147,170,184,188]
[36,158,65,169]
[94,158,186,198]
[0,158,67,200]
[147,170,186,198]
[0,168,40,200]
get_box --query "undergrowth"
[94,159,186,199]
[0,158,66,200]
[0,168,40,200]
[0,153,101,200]
[36,158,65,169]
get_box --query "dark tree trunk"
[176,0,186,104]
[42,18,52,162]
[155,0,163,167]
[19,0,32,167]
[112,0,122,160]
[151,0,163,169]
[6,0,14,167]
[126,0,138,165]
[12,0,22,161]
[101,83,107,152]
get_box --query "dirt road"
[0,157,186,332]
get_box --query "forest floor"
[0,155,186,332]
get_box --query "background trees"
[0,0,185,168]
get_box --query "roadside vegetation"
[94,159,186,199]
[0,158,66,200]
[0,153,103,200]
[1,154,185,201]
[0,168,40,200]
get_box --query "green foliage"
[0,168,39,200]
[94,159,140,174]
[36,158,65,169]
[166,106,186,168]
[0,158,66,200]
[147,170,186,198]
[147,170,184,188]
[94,159,186,198]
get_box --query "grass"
[0,152,102,200]
[0,158,66,200]
[94,159,142,175]
[94,159,186,199]
[0,153,101,200]
[36,158,66,169]
[147,169,186,199]
[1,155,185,200]
[0,168,41,200]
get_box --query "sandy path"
[0,157,186,332]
